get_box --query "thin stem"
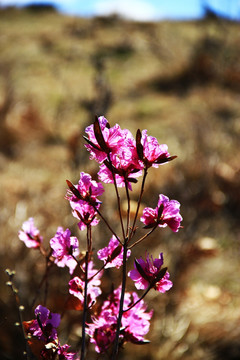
[111,239,128,360]
[31,255,53,308]
[123,285,152,313]
[87,224,92,255]
[87,262,106,282]
[107,153,125,240]
[6,270,32,360]
[71,254,85,274]
[128,168,148,243]
[94,205,122,245]
[80,249,89,360]
[128,224,158,250]
[124,178,131,239]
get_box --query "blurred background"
[0,1,240,359]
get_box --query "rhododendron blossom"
[85,116,131,164]
[69,261,102,306]
[18,217,43,249]
[86,286,153,353]
[39,341,78,360]
[97,235,131,268]
[66,171,104,204]
[128,253,173,293]
[141,194,182,232]
[71,200,100,231]
[85,116,143,190]
[50,227,79,274]
[26,305,61,341]
[56,343,78,360]
[69,276,101,306]
[122,291,153,344]
[98,147,142,190]
[16,116,183,359]
[140,129,171,168]
[66,172,103,230]
[86,309,117,353]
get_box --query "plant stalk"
[111,239,128,359]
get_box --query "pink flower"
[65,172,102,230]
[66,171,104,204]
[50,227,79,274]
[85,116,143,189]
[97,235,131,269]
[128,253,173,293]
[98,146,142,190]
[84,116,128,163]
[86,287,153,353]
[101,286,131,314]
[18,218,43,249]
[71,200,100,231]
[140,194,182,232]
[86,309,117,353]
[122,291,153,343]
[27,305,61,341]
[140,129,172,168]
[69,261,102,306]
[38,341,78,359]
[57,344,78,360]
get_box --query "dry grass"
[0,7,240,360]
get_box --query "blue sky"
[1,0,240,21]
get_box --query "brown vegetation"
[0,7,239,360]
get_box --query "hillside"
[0,7,240,360]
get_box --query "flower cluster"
[84,116,174,190]
[17,115,183,360]
[23,305,77,359]
[86,287,153,353]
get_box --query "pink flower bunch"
[18,217,43,249]
[86,309,117,354]
[72,200,100,231]
[84,116,177,190]
[86,287,153,353]
[122,291,153,344]
[40,342,77,360]
[17,116,183,359]
[141,194,182,232]
[85,116,143,190]
[66,172,104,230]
[24,305,77,359]
[56,344,77,360]
[66,171,104,204]
[69,261,102,306]
[26,305,61,341]
[84,116,129,163]
[97,235,131,269]
[50,227,79,274]
[129,253,173,292]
